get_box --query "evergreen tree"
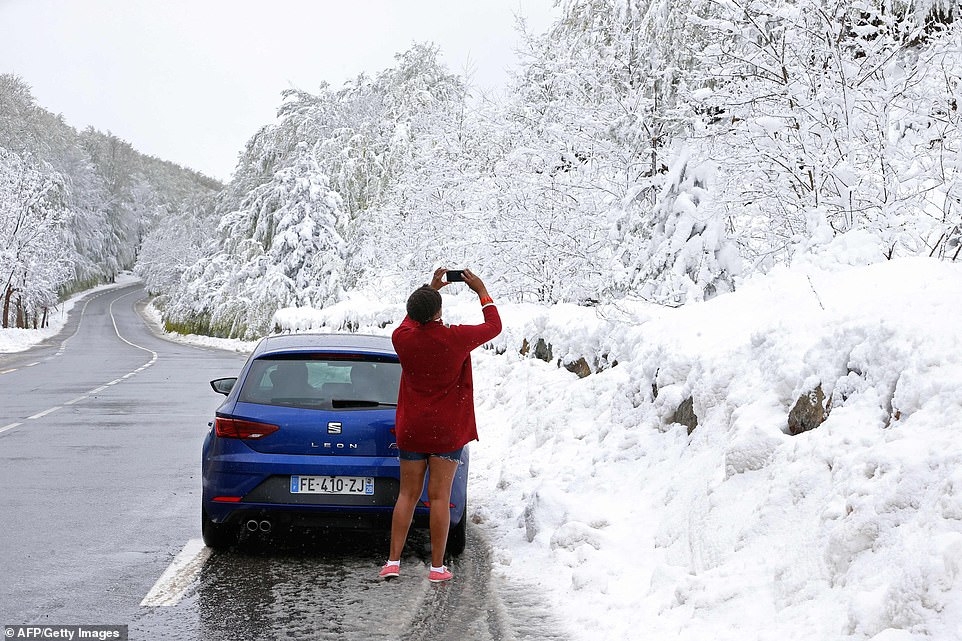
[624,151,740,305]
[166,146,346,338]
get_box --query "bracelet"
[480,296,494,306]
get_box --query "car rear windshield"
[237,355,401,409]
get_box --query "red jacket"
[392,303,502,453]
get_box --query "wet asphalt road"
[0,283,569,641]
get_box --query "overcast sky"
[0,0,556,181]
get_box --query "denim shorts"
[398,447,464,463]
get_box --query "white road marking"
[109,290,159,366]
[0,422,23,435]
[64,396,88,405]
[141,539,212,607]
[1,368,16,374]
[27,406,61,420]
[24,362,39,367]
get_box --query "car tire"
[202,508,238,549]
[447,502,467,556]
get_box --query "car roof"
[251,332,396,358]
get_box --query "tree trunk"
[2,285,15,329]
[16,295,24,329]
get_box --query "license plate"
[290,475,375,495]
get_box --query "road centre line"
[1,368,16,374]
[109,289,159,365]
[141,539,211,607]
[27,406,61,420]
[64,396,88,405]
[0,422,23,435]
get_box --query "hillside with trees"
[4,0,959,337]
[0,73,220,329]
[136,0,960,339]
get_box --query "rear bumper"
[202,439,468,529]
[207,503,412,531]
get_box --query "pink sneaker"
[429,566,453,583]
[379,563,400,579]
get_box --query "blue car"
[201,333,469,553]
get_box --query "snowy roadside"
[467,256,962,641]
[138,303,257,354]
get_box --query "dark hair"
[406,285,442,324]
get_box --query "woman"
[380,267,502,582]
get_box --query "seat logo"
[327,421,342,434]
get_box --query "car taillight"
[215,416,279,439]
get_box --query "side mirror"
[210,377,237,395]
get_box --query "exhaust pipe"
[244,518,273,533]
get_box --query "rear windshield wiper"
[331,399,398,409]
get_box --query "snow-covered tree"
[619,150,740,305]
[164,147,346,338]
[135,193,218,295]
[0,149,73,328]
[474,0,717,303]
[158,44,477,333]
[689,0,962,266]
[79,129,143,280]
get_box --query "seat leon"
[201,333,469,553]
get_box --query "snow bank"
[470,257,962,641]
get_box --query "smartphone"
[445,270,465,283]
